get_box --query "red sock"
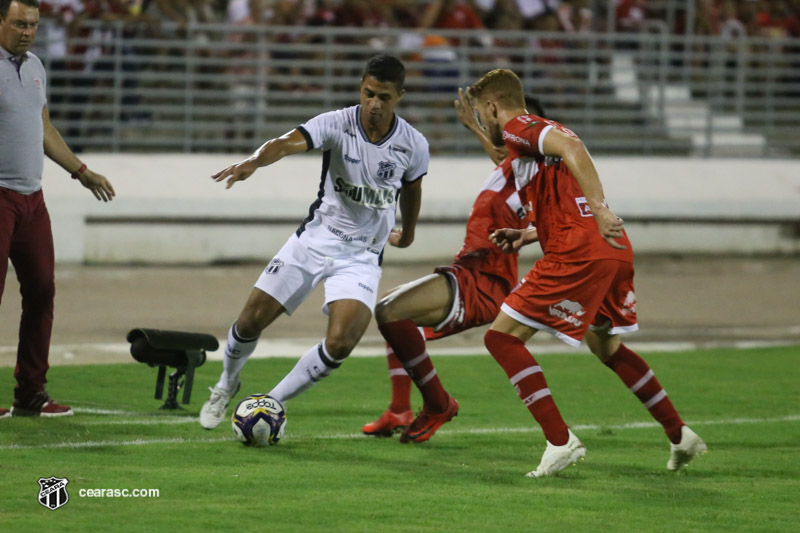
[386,343,412,413]
[603,344,685,444]
[379,320,448,412]
[484,330,569,446]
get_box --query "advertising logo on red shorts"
[549,299,586,327]
[575,197,593,217]
[622,291,636,315]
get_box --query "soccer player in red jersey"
[363,89,534,443]
[469,68,706,477]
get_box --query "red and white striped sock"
[386,343,412,413]
[603,344,685,444]
[379,320,449,412]
[484,330,569,446]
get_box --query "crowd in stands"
[31,1,798,152]
[35,1,800,41]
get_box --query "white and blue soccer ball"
[232,394,287,447]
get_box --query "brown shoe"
[12,391,74,417]
[0,406,10,419]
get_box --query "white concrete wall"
[41,154,800,263]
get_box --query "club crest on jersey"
[376,161,397,180]
[265,258,284,275]
[38,477,69,511]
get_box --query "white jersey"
[295,105,429,261]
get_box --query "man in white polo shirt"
[0,0,115,418]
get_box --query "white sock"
[215,323,259,391]
[269,339,343,403]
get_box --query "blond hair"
[470,69,526,109]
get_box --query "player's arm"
[42,106,115,202]
[389,178,423,248]
[490,226,538,254]
[454,87,508,165]
[541,129,625,249]
[211,129,309,189]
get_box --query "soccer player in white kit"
[199,55,430,429]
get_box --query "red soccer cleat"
[400,396,459,443]
[11,391,74,417]
[361,409,414,437]
[0,406,10,419]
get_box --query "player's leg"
[360,339,416,436]
[269,256,380,404]
[371,274,451,430]
[201,236,315,429]
[485,312,585,477]
[375,273,462,442]
[588,260,705,469]
[269,298,372,403]
[586,326,706,470]
[200,288,286,429]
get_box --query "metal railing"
[32,21,800,157]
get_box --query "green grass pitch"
[1,345,798,532]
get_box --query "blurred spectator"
[615,0,646,32]
[35,1,83,120]
[420,0,487,43]
[557,0,592,33]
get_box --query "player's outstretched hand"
[388,228,413,248]
[211,158,259,189]
[594,208,627,250]
[78,170,115,202]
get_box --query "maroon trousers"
[0,187,55,404]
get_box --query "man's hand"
[454,87,481,132]
[211,158,260,189]
[593,207,626,249]
[78,170,115,202]
[490,227,537,253]
[388,228,414,248]
[454,87,508,163]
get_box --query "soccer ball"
[231,394,287,447]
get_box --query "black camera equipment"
[127,328,219,410]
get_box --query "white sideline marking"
[1,414,797,450]
[2,337,799,363]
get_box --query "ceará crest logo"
[38,476,70,511]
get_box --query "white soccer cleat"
[667,426,707,471]
[199,381,240,430]
[527,429,586,478]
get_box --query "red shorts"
[501,259,638,347]
[421,265,510,341]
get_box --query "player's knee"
[586,329,621,360]
[236,309,265,339]
[323,334,357,360]
[374,298,394,325]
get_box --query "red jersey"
[502,114,633,264]
[451,158,530,290]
